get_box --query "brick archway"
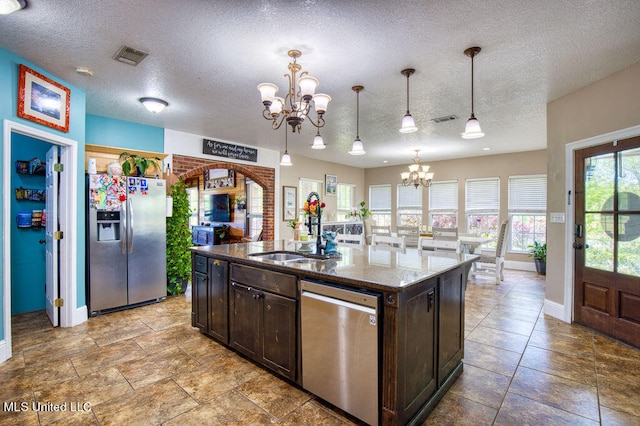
[172,154,275,241]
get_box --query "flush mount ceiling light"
[348,85,366,156]
[258,49,331,141]
[399,68,418,133]
[0,0,26,14]
[461,46,485,139]
[400,149,434,188]
[280,126,293,166]
[139,97,168,113]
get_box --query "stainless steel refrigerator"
[86,174,166,314]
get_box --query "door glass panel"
[585,213,614,271]
[585,153,614,212]
[618,214,640,277]
[617,148,640,208]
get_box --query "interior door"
[574,136,640,347]
[45,145,59,326]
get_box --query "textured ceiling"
[1,0,640,168]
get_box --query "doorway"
[573,135,640,347]
[2,119,80,363]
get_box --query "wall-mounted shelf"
[85,144,168,177]
[16,159,45,175]
[15,187,46,201]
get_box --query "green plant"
[287,219,297,230]
[119,152,162,176]
[358,201,371,221]
[216,224,230,241]
[166,178,192,295]
[527,241,547,262]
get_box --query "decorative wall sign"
[204,169,235,189]
[325,174,337,196]
[203,139,258,162]
[283,186,297,221]
[17,64,71,133]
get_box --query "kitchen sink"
[248,251,328,264]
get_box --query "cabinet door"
[438,266,465,385]
[230,282,261,359]
[193,272,208,330]
[208,259,228,344]
[261,292,296,381]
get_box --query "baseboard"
[71,305,88,327]
[543,299,569,322]
[505,260,536,272]
[0,339,8,364]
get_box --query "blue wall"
[1,47,86,340]
[11,134,50,313]
[86,114,164,152]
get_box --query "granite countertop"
[191,240,478,293]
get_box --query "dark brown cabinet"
[191,255,228,344]
[230,264,297,381]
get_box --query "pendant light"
[280,127,292,166]
[311,127,326,149]
[461,46,485,139]
[399,68,418,133]
[348,85,366,155]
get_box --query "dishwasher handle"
[302,291,377,315]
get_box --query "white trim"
[543,298,566,321]
[3,120,81,363]
[0,339,6,363]
[561,124,640,323]
[504,260,536,272]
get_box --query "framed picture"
[204,169,235,189]
[325,174,337,196]
[283,186,297,221]
[17,64,70,133]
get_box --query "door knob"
[573,242,583,249]
[39,239,46,244]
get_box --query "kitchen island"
[190,240,477,425]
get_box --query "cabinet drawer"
[231,264,297,298]
[194,255,207,273]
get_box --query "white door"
[45,145,59,326]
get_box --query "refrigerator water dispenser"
[96,210,121,241]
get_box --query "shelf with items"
[15,187,46,201]
[15,158,46,175]
[16,210,45,228]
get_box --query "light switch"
[550,212,565,223]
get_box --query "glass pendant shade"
[298,76,319,99]
[461,115,485,139]
[348,138,366,155]
[280,151,292,166]
[270,97,284,115]
[400,113,418,133]
[311,133,326,149]
[312,93,331,113]
[257,83,278,104]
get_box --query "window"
[246,180,263,237]
[337,183,355,220]
[466,178,499,244]
[509,174,547,252]
[369,184,391,226]
[299,178,322,221]
[397,185,422,226]
[429,180,458,228]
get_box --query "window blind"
[397,184,422,209]
[369,184,391,211]
[508,175,547,212]
[466,178,499,211]
[429,180,458,211]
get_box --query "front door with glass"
[574,136,640,347]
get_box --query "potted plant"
[357,201,372,221]
[235,194,246,210]
[119,151,162,177]
[166,178,192,295]
[528,241,547,275]
[215,224,231,243]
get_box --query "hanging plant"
[166,178,192,295]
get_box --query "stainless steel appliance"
[87,174,166,314]
[301,280,380,426]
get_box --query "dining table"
[457,235,493,254]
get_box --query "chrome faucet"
[306,191,325,255]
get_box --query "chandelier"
[257,49,331,134]
[400,150,434,188]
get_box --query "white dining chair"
[396,226,420,247]
[471,219,509,284]
[336,232,365,247]
[371,234,406,250]
[417,236,461,253]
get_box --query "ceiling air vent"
[113,46,148,66]
[431,115,458,124]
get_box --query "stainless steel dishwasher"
[301,280,380,426]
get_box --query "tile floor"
[2,270,640,425]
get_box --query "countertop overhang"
[190,240,478,293]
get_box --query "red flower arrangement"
[302,199,325,216]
